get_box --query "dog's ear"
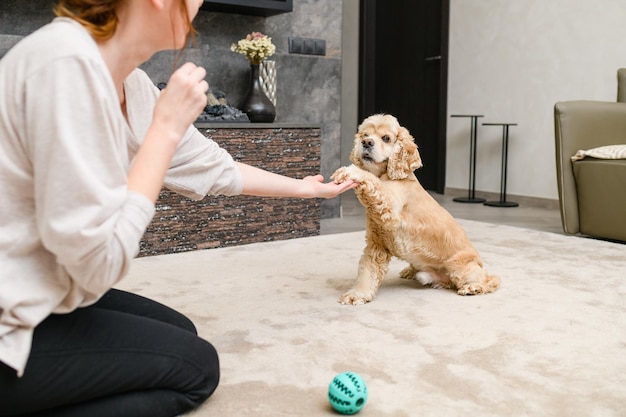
[387,127,423,180]
[350,132,366,169]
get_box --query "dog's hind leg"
[339,245,391,305]
[400,265,454,289]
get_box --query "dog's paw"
[457,283,487,296]
[332,165,363,185]
[338,289,373,305]
[331,166,352,184]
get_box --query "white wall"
[447,0,626,200]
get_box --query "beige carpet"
[117,219,626,417]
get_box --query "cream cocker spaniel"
[332,114,500,305]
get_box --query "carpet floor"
[118,219,626,417]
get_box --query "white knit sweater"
[0,18,242,376]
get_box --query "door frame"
[358,0,449,194]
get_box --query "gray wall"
[0,0,347,218]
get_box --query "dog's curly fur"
[332,114,500,305]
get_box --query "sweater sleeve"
[24,55,155,296]
[125,69,244,200]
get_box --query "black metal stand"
[482,123,518,207]
[451,114,485,203]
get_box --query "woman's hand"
[153,62,209,142]
[301,174,358,199]
[129,63,208,202]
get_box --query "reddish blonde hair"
[54,0,197,45]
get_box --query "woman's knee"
[186,340,220,407]
[95,290,198,334]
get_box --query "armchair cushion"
[572,159,626,241]
[554,100,626,242]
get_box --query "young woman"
[0,0,356,416]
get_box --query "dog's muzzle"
[361,138,376,162]
[361,149,374,162]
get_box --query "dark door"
[359,0,449,193]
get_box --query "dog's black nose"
[362,137,374,149]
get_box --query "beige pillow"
[571,144,626,162]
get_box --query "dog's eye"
[382,135,390,143]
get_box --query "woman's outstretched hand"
[302,174,358,199]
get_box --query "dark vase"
[240,64,276,123]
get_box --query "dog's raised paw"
[331,167,351,184]
[333,165,366,185]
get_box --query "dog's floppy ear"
[387,127,423,180]
[349,132,366,169]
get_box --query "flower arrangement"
[230,32,276,65]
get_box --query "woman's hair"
[54,0,121,40]
[53,0,197,46]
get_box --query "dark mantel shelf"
[200,0,293,17]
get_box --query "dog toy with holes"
[328,371,368,414]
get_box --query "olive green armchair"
[554,70,626,242]
[618,68,626,103]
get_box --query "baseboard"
[444,187,560,210]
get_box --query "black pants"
[0,289,219,417]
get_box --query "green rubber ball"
[328,371,368,415]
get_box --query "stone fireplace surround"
[139,123,322,256]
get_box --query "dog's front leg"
[332,165,397,225]
[339,244,391,305]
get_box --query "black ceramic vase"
[240,64,276,123]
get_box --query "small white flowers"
[230,32,276,65]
